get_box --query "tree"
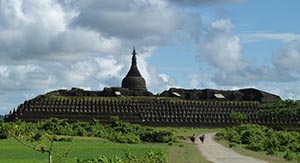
[11,123,55,163]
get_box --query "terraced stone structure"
[5,48,298,126]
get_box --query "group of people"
[190,134,205,143]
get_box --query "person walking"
[200,134,205,143]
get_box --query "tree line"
[0,117,176,143]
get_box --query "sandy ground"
[196,133,268,163]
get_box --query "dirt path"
[196,133,268,163]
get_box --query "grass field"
[0,127,217,163]
[0,137,168,163]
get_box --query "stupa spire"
[121,47,147,91]
[131,46,137,68]
[125,47,141,77]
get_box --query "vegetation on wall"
[41,95,185,103]
[258,100,300,119]
[230,111,248,124]
[38,94,260,106]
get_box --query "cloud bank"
[0,0,182,114]
[1,0,300,114]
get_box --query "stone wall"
[5,97,299,127]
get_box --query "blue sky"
[1,0,300,115]
[152,0,300,89]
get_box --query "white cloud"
[195,19,280,85]
[70,0,179,46]
[0,0,189,63]
[0,0,189,114]
[272,40,300,73]
[57,56,124,88]
[171,0,244,7]
[211,19,235,33]
[197,19,245,72]
[240,32,300,43]
[0,66,9,77]
[188,73,217,89]
[158,73,177,85]
[0,56,126,114]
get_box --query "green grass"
[215,138,299,163]
[0,138,47,163]
[0,137,167,163]
[0,127,218,163]
[65,138,169,161]
[168,141,212,163]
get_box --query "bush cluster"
[76,150,168,163]
[109,117,176,143]
[0,118,176,144]
[0,121,9,139]
[216,124,300,161]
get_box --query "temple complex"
[5,48,298,126]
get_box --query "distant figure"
[190,134,196,142]
[200,134,205,143]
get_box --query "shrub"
[88,121,107,138]
[32,130,43,141]
[76,155,124,163]
[217,124,300,161]
[76,150,167,163]
[224,128,241,144]
[97,155,124,163]
[229,142,236,148]
[111,132,142,144]
[284,152,297,161]
[110,117,145,135]
[246,140,265,151]
[230,111,247,124]
[110,117,176,143]
[0,122,10,139]
[38,118,70,135]
[141,130,176,143]
[72,124,88,137]
[141,150,168,163]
